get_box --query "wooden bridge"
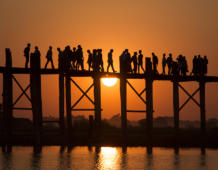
[1,49,218,148]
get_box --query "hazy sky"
[0,0,218,121]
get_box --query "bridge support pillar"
[120,76,127,136]
[200,81,206,132]
[94,75,101,137]
[59,60,65,135]
[65,75,73,143]
[173,82,179,131]
[145,58,153,133]
[3,48,13,152]
[30,52,42,146]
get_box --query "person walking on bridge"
[152,52,158,74]
[132,52,138,74]
[162,53,167,75]
[107,49,116,73]
[138,50,144,73]
[87,49,93,71]
[44,46,55,69]
[24,43,31,69]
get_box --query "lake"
[0,146,218,170]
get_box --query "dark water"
[0,146,218,170]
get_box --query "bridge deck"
[0,66,218,82]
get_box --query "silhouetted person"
[44,46,55,69]
[197,55,204,76]
[107,49,116,72]
[132,52,137,73]
[162,53,167,75]
[152,52,158,74]
[177,55,183,75]
[191,56,198,76]
[92,49,98,72]
[57,48,64,69]
[98,49,104,72]
[203,55,208,75]
[70,47,76,70]
[138,50,144,73]
[126,49,132,73]
[172,61,179,76]
[63,46,71,71]
[34,46,41,59]
[76,45,84,71]
[87,50,93,71]
[119,50,126,73]
[24,43,31,68]
[167,53,173,75]
[181,56,188,76]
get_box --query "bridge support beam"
[145,58,153,133]
[120,77,127,136]
[59,61,65,135]
[173,82,179,131]
[66,75,73,143]
[93,75,101,136]
[3,48,13,152]
[30,52,42,146]
[200,81,206,132]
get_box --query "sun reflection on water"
[99,147,119,170]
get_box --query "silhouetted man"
[57,48,63,69]
[76,45,84,71]
[167,53,173,75]
[24,43,31,68]
[138,50,144,73]
[98,49,104,72]
[132,52,137,74]
[191,56,197,76]
[152,52,158,74]
[125,49,132,73]
[87,50,93,71]
[71,47,77,69]
[44,46,55,69]
[162,53,167,75]
[107,49,116,73]
[203,55,208,75]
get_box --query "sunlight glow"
[102,78,118,87]
[100,147,119,169]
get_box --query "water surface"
[0,146,218,170]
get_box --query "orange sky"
[0,0,218,120]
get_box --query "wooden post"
[93,75,101,136]
[88,115,94,138]
[3,48,13,152]
[65,75,72,143]
[120,77,127,136]
[59,57,65,135]
[200,81,206,132]
[145,58,153,132]
[173,82,179,131]
[30,52,42,145]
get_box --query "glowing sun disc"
[102,78,118,87]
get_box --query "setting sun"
[102,78,118,87]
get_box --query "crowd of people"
[23,43,208,76]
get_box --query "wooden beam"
[200,81,206,132]
[59,59,65,135]
[3,48,13,150]
[66,75,73,142]
[30,52,42,146]
[173,82,179,131]
[93,75,101,136]
[120,76,127,136]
